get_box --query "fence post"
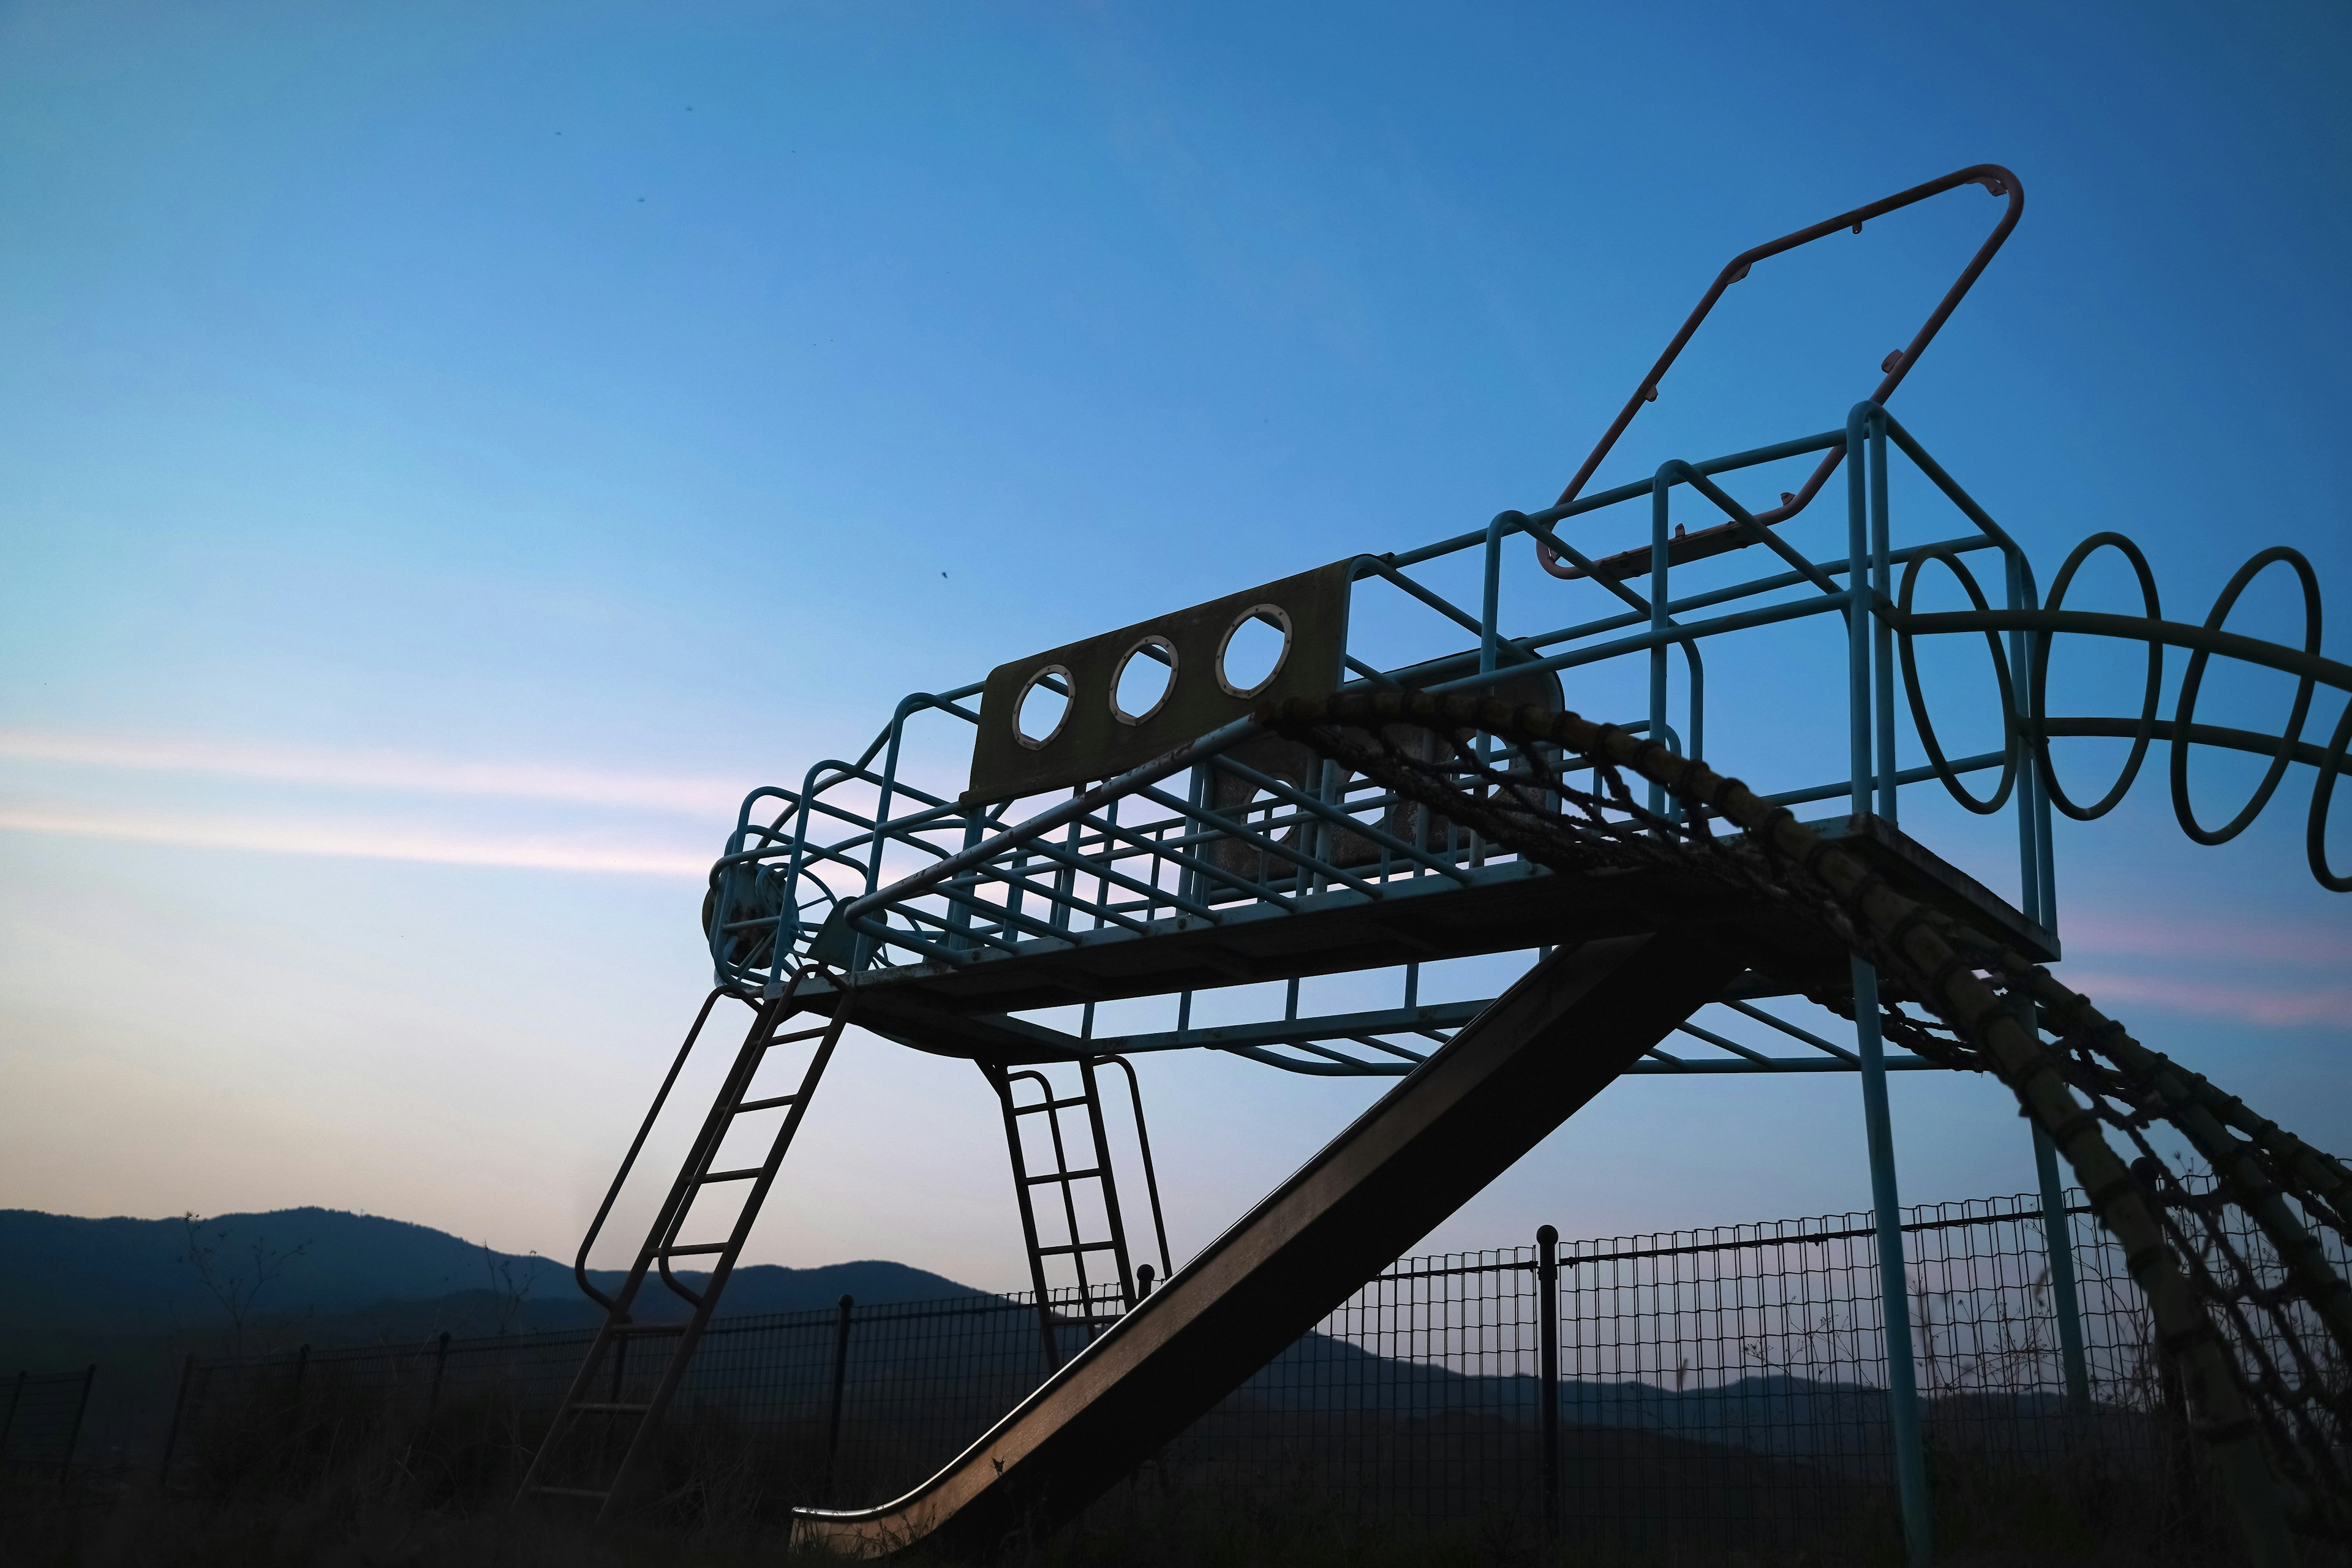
[2031,1124,2091,1406]
[427,1331,451,1417]
[824,1294,855,1501]
[1536,1225,1559,1545]
[157,1352,196,1485]
[0,1369,23,1464]
[58,1365,95,1489]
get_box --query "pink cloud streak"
[0,805,708,878]
[0,729,741,817]
[2057,968,2352,1030]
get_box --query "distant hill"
[0,1207,989,1345]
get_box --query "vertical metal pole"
[1537,1224,1560,1545]
[1649,467,1673,818]
[824,1294,854,1502]
[2034,1125,2092,1406]
[1848,402,1933,1567]
[1856,960,1933,1564]
[0,1370,23,1463]
[1869,415,1899,822]
[157,1352,195,1485]
[58,1365,94,1489]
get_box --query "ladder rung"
[735,1095,798,1114]
[568,1401,650,1414]
[663,1243,728,1257]
[530,1485,610,1500]
[1022,1167,1105,1186]
[701,1167,764,1183]
[1035,1240,1122,1258]
[768,1025,830,1046]
[1012,1095,1092,1115]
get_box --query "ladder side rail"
[597,1003,855,1521]
[1035,1067,1096,1316]
[570,988,732,1314]
[986,1064,1065,1370]
[1094,1055,1172,1281]
[1076,1057,1138,1316]
[651,993,801,1308]
[521,989,761,1501]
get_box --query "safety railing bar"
[1196,759,1471,888]
[842,716,1264,925]
[1893,607,2352,693]
[2045,715,2352,776]
[1427,591,1847,693]
[1038,815,1245,922]
[1548,165,2020,519]
[967,829,1222,928]
[859,888,1036,954]
[1346,1033,1433,1063]
[904,864,1152,947]
[1370,429,1849,575]
[1221,1042,1412,1077]
[1507,533,1994,655]
[1675,1019,1780,1065]
[1724,999,1861,1063]
[1351,557,1490,640]
[1343,655,1409,689]
[1877,412,2026,559]
[1756,748,2007,809]
[1127,785,1334,909]
[1669,464,1848,597]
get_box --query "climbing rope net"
[1263,690,2350,1562]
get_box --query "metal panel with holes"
[964,561,1353,802]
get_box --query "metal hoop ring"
[1216,605,1292,699]
[2169,548,2321,846]
[2032,532,2164,821]
[1896,548,2018,815]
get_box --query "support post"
[1847,401,1932,1565]
[58,1365,94,1489]
[157,1352,196,1486]
[1536,1224,1560,1545]
[1856,958,1934,1566]
[824,1294,855,1502]
[0,1370,23,1463]
[2033,1123,2092,1406]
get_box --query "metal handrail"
[1537,164,2023,581]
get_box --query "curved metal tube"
[1540,164,2024,581]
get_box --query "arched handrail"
[1540,164,2024,582]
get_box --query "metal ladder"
[984,1054,1170,1371]
[518,976,851,1519]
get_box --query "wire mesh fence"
[0,1366,96,1487]
[141,1183,2334,1551]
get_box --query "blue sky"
[2,1,2348,1290]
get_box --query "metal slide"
[792,929,1744,1558]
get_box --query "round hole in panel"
[1111,635,1178,726]
[1216,604,1292,698]
[1014,664,1074,750]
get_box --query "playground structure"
[519,167,2352,1564]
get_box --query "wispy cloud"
[0,805,709,878]
[0,730,742,817]
[2065,911,2352,971]
[2057,968,2352,1030]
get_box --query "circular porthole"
[1111,636,1178,726]
[1216,604,1292,698]
[1014,664,1074,750]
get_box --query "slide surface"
[793,927,1743,1558]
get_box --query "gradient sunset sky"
[3,0,2348,1291]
